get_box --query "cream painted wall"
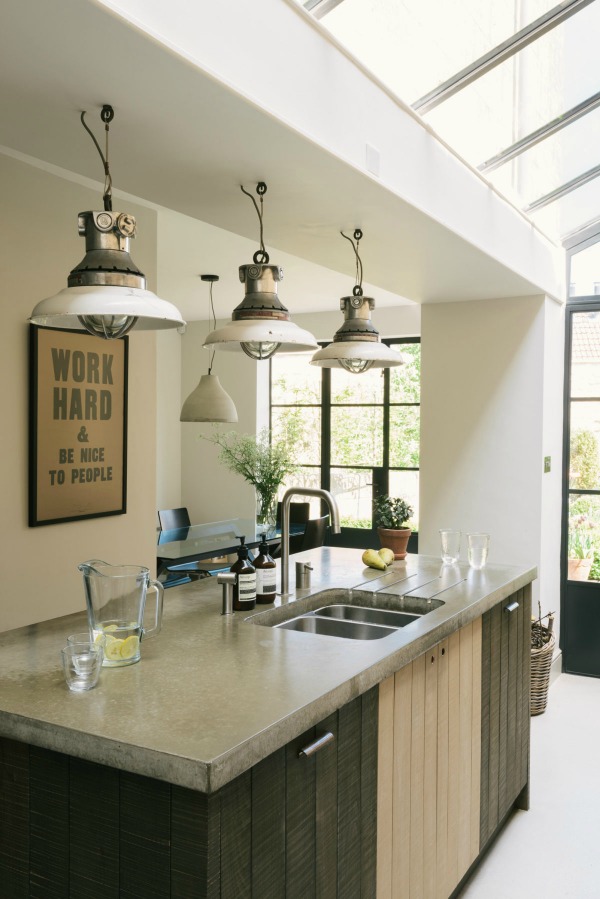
[420,296,564,619]
[180,322,260,524]
[0,154,159,632]
[155,329,182,515]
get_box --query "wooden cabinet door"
[480,586,531,849]
[377,619,482,899]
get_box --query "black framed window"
[270,338,420,536]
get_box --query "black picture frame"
[28,325,128,526]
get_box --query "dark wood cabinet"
[0,688,378,898]
[479,585,531,851]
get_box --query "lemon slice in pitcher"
[104,637,124,661]
[119,636,140,660]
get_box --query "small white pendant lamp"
[203,183,318,360]
[180,275,238,423]
[29,105,185,340]
[311,229,404,373]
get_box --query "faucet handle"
[295,561,313,589]
[218,572,237,616]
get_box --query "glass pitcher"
[79,560,164,667]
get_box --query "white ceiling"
[1,0,560,321]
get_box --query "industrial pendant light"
[311,229,403,373]
[29,105,185,339]
[180,275,238,423]
[203,182,317,360]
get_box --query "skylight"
[302,0,600,248]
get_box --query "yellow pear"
[362,549,387,570]
[378,547,395,566]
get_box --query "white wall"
[420,295,564,619]
[540,298,566,629]
[0,153,159,632]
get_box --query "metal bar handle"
[298,731,335,758]
[505,601,519,613]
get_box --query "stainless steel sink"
[275,615,397,640]
[313,604,420,628]
[248,588,444,636]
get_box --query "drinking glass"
[467,533,490,570]
[440,529,461,564]
[61,643,103,692]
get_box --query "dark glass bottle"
[230,536,256,611]
[254,534,277,604]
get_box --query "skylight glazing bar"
[562,218,600,251]
[525,162,600,213]
[303,0,346,18]
[479,90,600,173]
[412,0,596,114]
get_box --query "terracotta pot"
[377,526,411,561]
[567,557,593,581]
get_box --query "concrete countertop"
[0,548,536,793]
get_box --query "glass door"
[563,299,600,676]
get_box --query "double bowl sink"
[249,588,445,641]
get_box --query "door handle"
[298,731,334,758]
[505,601,519,613]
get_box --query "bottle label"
[237,572,256,605]
[256,567,277,596]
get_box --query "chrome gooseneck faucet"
[280,487,341,597]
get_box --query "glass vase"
[256,491,278,537]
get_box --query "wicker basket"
[530,629,555,716]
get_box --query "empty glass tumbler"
[440,529,461,564]
[467,533,490,570]
[61,642,103,692]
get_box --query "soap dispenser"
[254,534,277,604]
[230,536,256,611]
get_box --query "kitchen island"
[0,548,536,898]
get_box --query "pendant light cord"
[80,105,114,212]
[208,279,216,375]
[341,229,364,296]
[241,182,270,264]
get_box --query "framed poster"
[29,325,128,526]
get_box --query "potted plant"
[373,495,414,560]
[206,428,297,534]
[567,528,594,581]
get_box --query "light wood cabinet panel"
[378,619,482,899]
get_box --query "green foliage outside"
[589,552,600,581]
[568,429,600,579]
[570,428,600,489]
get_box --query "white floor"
[458,673,600,898]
